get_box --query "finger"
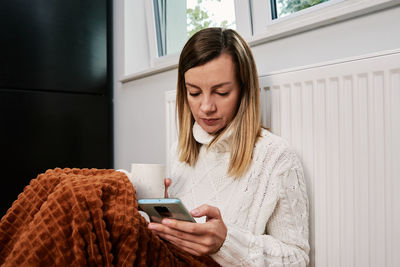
[164,178,172,187]
[161,218,208,235]
[148,222,162,230]
[151,221,221,254]
[156,231,206,256]
[151,220,208,243]
[154,227,216,254]
[153,220,204,241]
[169,240,202,256]
[164,178,171,198]
[191,204,221,220]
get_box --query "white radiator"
[165,49,400,267]
[259,49,400,267]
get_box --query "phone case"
[138,198,196,223]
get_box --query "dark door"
[0,0,113,216]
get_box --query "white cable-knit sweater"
[168,123,310,266]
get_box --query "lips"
[202,118,219,126]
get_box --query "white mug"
[130,163,166,199]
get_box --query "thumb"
[191,204,221,220]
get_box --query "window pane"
[271,0,331,19]
[187,0,236,39]
[154,0,236,57]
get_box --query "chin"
[201,124,223,134]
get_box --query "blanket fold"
[0,168,219,267]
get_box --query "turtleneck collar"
[192,122,233,152]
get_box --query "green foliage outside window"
[186,0,233,39]
[278,0,330,17]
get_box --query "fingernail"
[162,219,170,225]
[191,209,199,215]
[148,223,155,229]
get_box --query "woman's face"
[185,53,240,134]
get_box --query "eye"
[216,92,229,96]
[189,92,200,97]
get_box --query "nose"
[199,95,216,115]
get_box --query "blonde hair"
[176,28,261,178]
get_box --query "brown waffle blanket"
[0,168,220,267]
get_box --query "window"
[122,0,398,81]
[271,0,331,19]
[186,0,236,39]
[152,0,236,58]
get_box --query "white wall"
[253,6,400,76]
[123,0,150,75]
[114,68,177,169]
[113,2,400,171]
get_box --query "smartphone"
[138,198,196,223]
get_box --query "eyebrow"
[185,82,232,90]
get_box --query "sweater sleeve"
[210,166,310,266]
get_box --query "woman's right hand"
[164,178,172,198]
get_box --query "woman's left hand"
[148,204,227,256]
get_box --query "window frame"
[144,0,180,69]
[269,0,335,20]
[121,0,400,83]
[248,0,399,45]
[144,0,249,70]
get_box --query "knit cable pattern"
[169,126,309,266]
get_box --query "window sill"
[120,61,178,84]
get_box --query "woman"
[0,27,308,267]
[149,27,310,266]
